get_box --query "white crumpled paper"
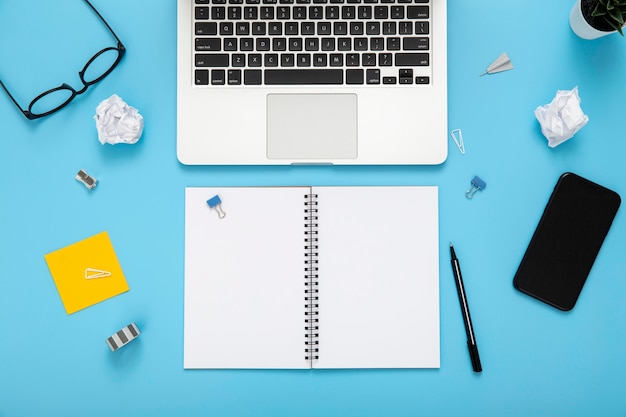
[534,87,588,148]
[94,94,144,145]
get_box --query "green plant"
[591,0,626,35]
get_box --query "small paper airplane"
[480,52,514,76]
[85,268,112,279]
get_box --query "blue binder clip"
[207,195,226,218]
[465,176,486,199]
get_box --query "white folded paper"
[94,94,144,145]
[534,87,588,148]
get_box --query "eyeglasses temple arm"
[83,0,124,46]
[0,80,31,118]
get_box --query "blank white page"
[184,187,308,369]
[313,186,440,369]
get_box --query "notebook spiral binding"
[304,193,320,365]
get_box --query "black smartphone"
[513,172,621,311]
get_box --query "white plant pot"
[569,0,614,40]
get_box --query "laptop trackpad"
[267,94,357,160]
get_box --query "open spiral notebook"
[184,186,440,369]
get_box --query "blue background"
[1,0,625,416]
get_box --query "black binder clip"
[207,195,226,218]
[465,176,486,199]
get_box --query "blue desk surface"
[1,0,625,416]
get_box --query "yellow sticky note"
[44,231,129,314]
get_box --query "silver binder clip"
[207,195,226,219]
[465,176,486,199]
[450,129,465,154]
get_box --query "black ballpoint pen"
[449,243,482,373]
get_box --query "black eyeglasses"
[0,0,125,120]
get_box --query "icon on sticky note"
[44,231,129,314]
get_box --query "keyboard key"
[265,69,343,84]
[379,52,392,66]
[310,6,324,18]
[358,6,372,18]
[212,69,226,84]
[289,37,303,50]
[415,21,429,34]
[382,21,396,34]
[366,69,380,84]
[399,21,412,34]
[244,69,262,84]
[252,22,267,34]
[248,54,262,66]
[195,22,217,35]
[240,38,254,50]
[269,22,283,34]
[195,6,210,19]
[374,5,388,18]
[407,5,428,19]
[334,21,348,35]
[195,38,221,51]
[415,76,430,84]
[325,6,340,18]
[294,6,307,18]
[382,76,397,84]
[313,53,328,66]
[195,69,209,85]
[321,37,335,50]
[228,6,242,19]
[354,37,367,50]
[402,37,429,50]
[346,69,364,84]
[257,37,271,50]
[260,6,275,18]
[386,37,400,50]
[330,53,343,66]
[370,37,384,50]
[236,22,250,34]
[277,6,291,18]
[346,53,359,66]
[395,53,429,66]
[297,53,311,66]
[350,22,364,35]
[265,53,280,66]
[342,5,356,18]
[366,21,380,35]
[224,37,237,50]
[244,6,258,18]
[228,69,242,84]
[196,54,229,67]
[362,53,376,66]
[232,54,246,66]
[211,7,226,19]
[220,22,234,35]
[273,37,287,50]
[281,53,295,66]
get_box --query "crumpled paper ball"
[94,94,144,145]
[534,86,588,148]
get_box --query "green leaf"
[592,3,607,16]
[608,5,625,22]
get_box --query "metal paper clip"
[450,129,465,154]
[465,176,486,199]
[207,195,226,218]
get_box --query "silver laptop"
[177,0,447,165]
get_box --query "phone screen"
[513,173,621,311]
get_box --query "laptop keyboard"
[193,0,431,86]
